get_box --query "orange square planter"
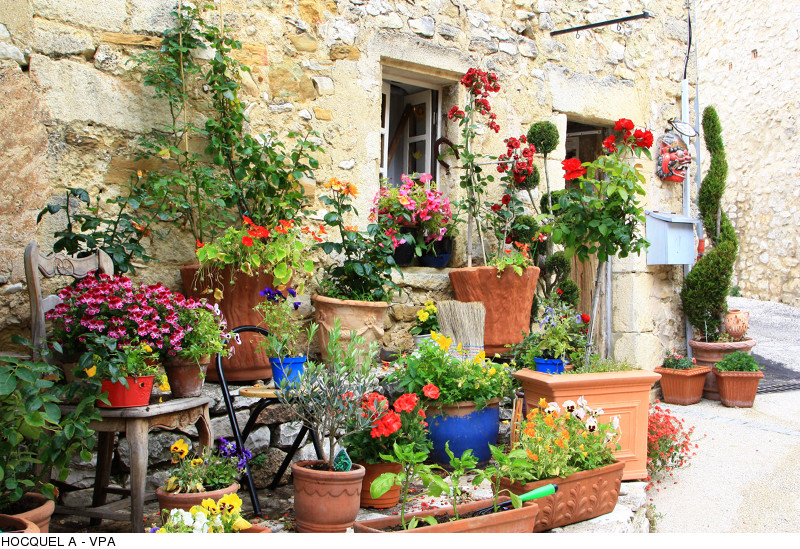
[654,366,711,405]
[513,369,660,481]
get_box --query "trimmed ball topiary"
[516,164,540,190]
[526,121,559,156]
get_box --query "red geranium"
[423,383,440,399]
[562,158,586,181]
[581,314,590,323]
[393,393,419,413]
[241,235,254,247]
[370,410,402,438]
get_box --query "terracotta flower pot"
[181,265,277,382]
[291,460,365,533]
[449,266,540,356]
[496,461,624,532]
[155,482,240,513]
[358,461,402,509]
[353,498,539,533]
[311,294,389,361]
[0,515,39,533]
[98,375,155,408]
[7,493,54,533]
[164,356,209,398]
[713,368,764,408]
[689,338,757,400]
[724,309,750,341]
[514,369,660,481]
[654,365,711,405]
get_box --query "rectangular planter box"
[513,369,660,481]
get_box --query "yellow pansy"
[437,334,452,351]
[170,439,189,459]
[191,458,204,467]
[158,379,170,392]
[165,477,179,492]
[488,366,496,376]
[218,493,243,515]
[201,498,220,516]
[538,397,549,409]
[84,365,97,378]
[233,517,252,531]
[142,344,152,353]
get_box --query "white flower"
[545,401,561,415]
[213,303,221,315]
[577,396,588,407]
[594,407,604,417]
[574,407,587,420]
[612,416,620,431]
[563,399,577,413]
[586,416,598,432]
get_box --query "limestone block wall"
[0,0,698,484]
[697,0,800,307]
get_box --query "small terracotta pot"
[0,515,39,533]
[655,365,711,405]
[353,498,539,533]
[7,493,54,533]
[724,309,749,341]
[689,338,757,400]
[155,482,240,513]
[358,462,402,509]
[291,460,365,533]
[312,295,389,361]
[164,356,209,398]
[714,368,764,408]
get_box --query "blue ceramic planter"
[269,356,307,387]
[533,357,564,374]
[427,400,500,466]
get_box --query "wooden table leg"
[126,419,149,533]
[196,404,212,449]
[89,432,115,527]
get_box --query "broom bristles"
[437,301,485,357]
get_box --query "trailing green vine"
[680,106,738,340]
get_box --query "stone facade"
[1,0,697,482]
[697,0,800,307]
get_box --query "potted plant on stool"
[278,319,383,532]
[655,349,710,405]
[79,338,163,408]
[713,351,764,408]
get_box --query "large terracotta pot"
[155,482,240,513]
[358,461,402,509]
[496,461,625,532]
[291,460,365,533]
[714,368,764,408]
[449,266,540,356]
[181,265,276,382]
[724,309,750,341]
[354,498,539,533]
[514,369,660,481]
[311,294,389,361]
[689,338,757,400]
[163,356,209,398]
[654,365,711,405]
[0,515,39,533]
[8,493,54,533]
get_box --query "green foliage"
[37,183,158,275]
[510,301,587,364]
[370,441,433,530]
[715,351,761,372]
[390,334,513,410]
[277,319,381,469]
[566,354,636,374]
[553,278,580,308]
[177,307,230,364]
[681,106,738,341]
[662,349,696,370]
[0,338,99,511]
[254,289,318,359]
[517,164,540,190]
[409,300,439,336]
[423,443,480,521]
[729,285,741,297]
[471,444,526,514]
[526,121,559,156]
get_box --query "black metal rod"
[550,11,653,36]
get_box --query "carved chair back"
[24,242,113,359]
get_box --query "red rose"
[491,204,502,212]
[602,135,617,153]
[561,158,586,181]
[501,194,511,205]
[614,118,634,132]
[423,384,440,399]
[581,314,590,323]
[556,288,563,295]
[633,129,654,149]
[394,393,419,413]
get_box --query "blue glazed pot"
[420,236,453,268]
[427,400,500,466]
[533,357,564,374]
[269,356,307,387]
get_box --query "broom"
[437,301,485,359]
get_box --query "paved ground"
[649,297,800,533]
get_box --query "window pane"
[408,141,426,174]
[409,103,426,137]
[381,93,387,129]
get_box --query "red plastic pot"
[98,375,155,408]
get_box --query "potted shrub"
[150,493,261,533]
[277,320,383,532]
[442,68,541,355]
[155,437,249,513]
[355,442,546,533]
[0,342,99,532]
[514,355,659,481]
[313,178,401,359]
[498,396,624,532]
[655,349,711,405]
[342,391,431,509]
[409,300,439,348]
[680,106,755,399]
[390,333,514,466]
[713,351,764,408]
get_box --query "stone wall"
[697,0,800,307]
[1,0,695,484]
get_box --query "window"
[380,78,440,186]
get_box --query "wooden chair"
[24,241,113,360]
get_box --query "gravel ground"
[650,297,800,533]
